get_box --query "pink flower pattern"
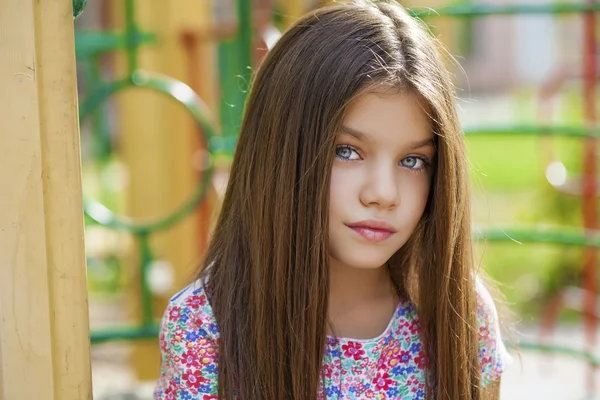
[154,280,509,399]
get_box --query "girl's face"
[329,91,435,270]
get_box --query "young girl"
[155,1,511,399]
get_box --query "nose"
[359,163,400,209]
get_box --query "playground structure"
[1,0,600,399]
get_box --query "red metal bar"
[253,0,275,65]
[581,0,598,394]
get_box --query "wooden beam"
[0,0,92,399]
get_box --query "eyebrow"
[340,125,369,141]
[410,138,435,149]
[339,125,435,149]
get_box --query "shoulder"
[474,278,512,387]
[154,279,220,399]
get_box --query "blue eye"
[401,156,425,170]
[335,145,360,161]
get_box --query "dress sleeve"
[154,282,220,400]
[475,279,512,388]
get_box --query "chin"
[332,251,394,270]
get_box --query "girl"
[155,1,511,399]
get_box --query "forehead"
[341,91,433,143]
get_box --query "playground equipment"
[80,0,600,394]
[421,1,600,394]
[1,0,600,399]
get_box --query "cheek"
[329,166,356,209]
[399,173,432,215]
[414,173,432,201]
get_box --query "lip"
[345,219,397,243]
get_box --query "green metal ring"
[79,70,219,234]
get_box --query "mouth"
[345,220,397,243]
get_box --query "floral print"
[318,302,428,400]
[155,279,510,399]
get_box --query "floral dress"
[154,279,510,399]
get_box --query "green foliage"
[73,0,88,19]
[468,132,594,323]
[468,135,542,192]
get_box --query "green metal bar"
[88,324,600,371]
[89,55,113,162]
[411,3,600,18]
[474,226,600,247]
[86,322,600,370]
[125,0,139,75]
[90,324,160,344]
[139,233,154,325]
[218,0,253,140]
[511,341,600,367]
[238,0,253,62]
[75,30,156,60]
[454,0,476,56]
[204,124,600,160]
[464,124,599,138]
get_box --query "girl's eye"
[401,156,426,170]
[335,145,360,161]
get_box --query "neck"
[327,258,399,337]
[329,258,394,306]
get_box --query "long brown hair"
[199,1,480,398]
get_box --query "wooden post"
[0,0,92,399]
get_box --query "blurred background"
[74,0,599,398]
